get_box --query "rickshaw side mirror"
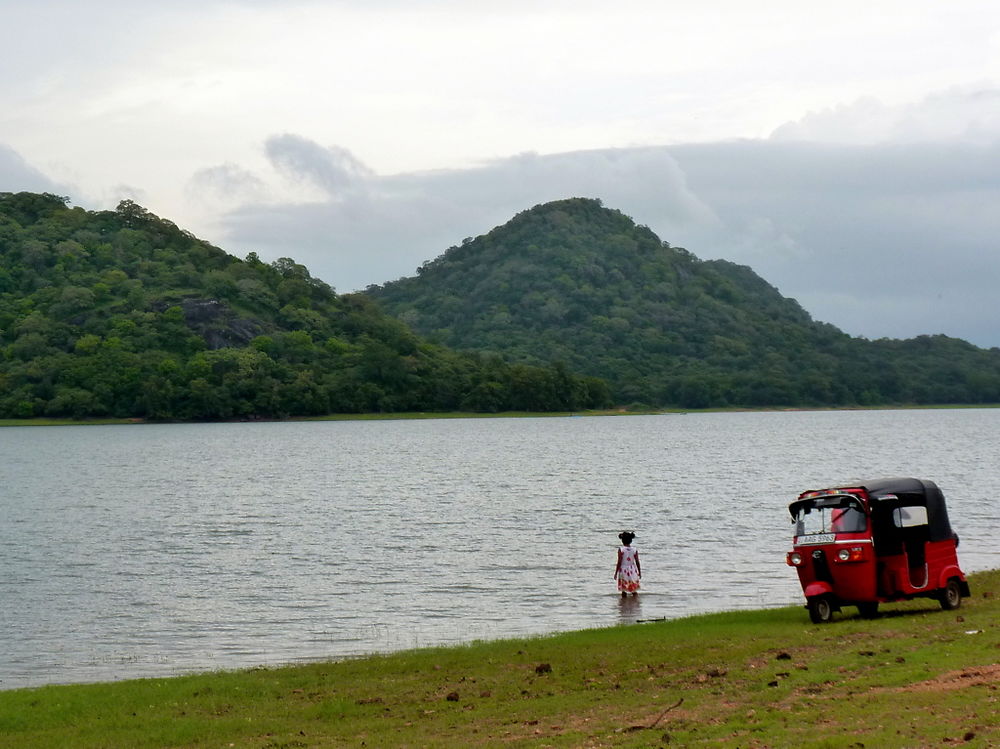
[892,506,929,528]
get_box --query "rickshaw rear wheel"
[939,578,962,610]
[808,596,834,623]
[857,601,879,619]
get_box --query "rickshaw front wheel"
[939,578,962,610]
[808,595,834,623]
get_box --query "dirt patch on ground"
[899,665,1000,692]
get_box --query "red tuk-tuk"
[786,478,969,623]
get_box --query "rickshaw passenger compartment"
[871,494,932,592]
[902,524,929,588]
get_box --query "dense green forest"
[0,192,611,419]
[369,198,1000,408]
[6,191,998,418]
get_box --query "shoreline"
[3,568,998,747]
[2,402,999,428]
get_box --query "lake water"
[2,409,998,690]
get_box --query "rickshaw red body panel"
[786,478,968,620]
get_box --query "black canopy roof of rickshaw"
[790,477,956,542]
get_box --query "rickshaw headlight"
[787,552,803,566]
[834,546,865,562]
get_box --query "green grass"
[0,409,661,428]
[3,570,999,747]
[0,417,142,427]
[4,403,998,428]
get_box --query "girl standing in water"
[614,531,641,597]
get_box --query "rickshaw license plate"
[806,533,836,545]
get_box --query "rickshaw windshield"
[793,495,867,536]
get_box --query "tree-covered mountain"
[368,198,1000,408]
[0,192,611,419]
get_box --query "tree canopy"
[0,192,611,419]
[368,197,1000,408]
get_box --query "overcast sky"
[3,1,1000,347]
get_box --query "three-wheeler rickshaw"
[786,477,969,623]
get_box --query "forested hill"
[368,198,1000,408]
[0,192,611,419]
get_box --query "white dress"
[616,545,640,593]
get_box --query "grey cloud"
[187,163,268,205]
[0,144,69,195]
[218,142,713,292]
[264,134,373,196]
[666,140,1000,346]
[214,135,1000,348]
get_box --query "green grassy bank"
[3,570,999,748]
[0,409,648,428]
[3,403,998,428]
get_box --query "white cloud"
[771,87,1000,144]
[7,0,1000,196]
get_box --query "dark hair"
[618,531,635,544]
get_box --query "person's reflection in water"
[617,593,642,623]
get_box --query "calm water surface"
[2,409,998,689]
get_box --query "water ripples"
[1,410,999,689]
